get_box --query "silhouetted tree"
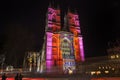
[3,24,36,67]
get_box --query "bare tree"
[3,24,36,67]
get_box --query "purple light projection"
[79,37,85,61]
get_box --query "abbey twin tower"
[40,4,85,73]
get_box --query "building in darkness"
[107,42,120,60]
[40,4,85,74]
[23,3,85,73]
[77,41,120,76]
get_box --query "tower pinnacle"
[62,14,69,32]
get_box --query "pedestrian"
[15,73,19,80]
[2,73,7,80]
[19,73,23,80]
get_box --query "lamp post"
[0,54,5,73]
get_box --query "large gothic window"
[61,38,71,59]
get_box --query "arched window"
[61,38,71,59]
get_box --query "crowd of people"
[1,73,23,80]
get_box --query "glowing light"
[111,55,115,59]
[116,54,119,58]
[48,7,61,31]
[112,68,115,70]
[109,66,111,69]
[96,71,101,75]
[106,66,108,69]
[68,13,81,34]
[68,69,73,74]
[105,70,109,74]
[102,67,104,69]
[46,32,53,68]
[48,8,56,21]
[91,71,96,75]
[99,66,101,69]
[79,37,85,61]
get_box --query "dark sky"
[0,0,120,66]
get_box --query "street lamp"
[0,54,5,73]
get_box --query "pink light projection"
[68,13,81,34]
[72,15,80,25]
[73,14,81,34]
[46,61,53,69]
[48,8,56,21]
[79,37,85,61]
[46,32,53,68]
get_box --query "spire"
[57,4,60,9]
[48,2,52,7]
[67,6,71,13]
[62,14,69,31]
[48,0,55,8]
[48,1,52,8]
[74,9,78,14]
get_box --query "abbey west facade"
[41,4,85,73]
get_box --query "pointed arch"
[60,37,72,58]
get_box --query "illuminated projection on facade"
[41,4,85,73]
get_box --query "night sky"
[0,0,120,67]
